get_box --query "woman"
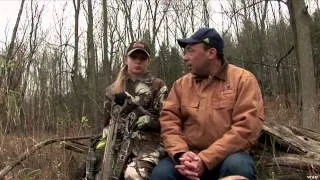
[91,40,167,180]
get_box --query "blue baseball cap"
[177,27,224,55]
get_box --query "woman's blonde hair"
[111,65,127,94]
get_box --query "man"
[150,28,264,180]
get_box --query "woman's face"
[125,50,149,77]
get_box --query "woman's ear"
[123,56,128,65]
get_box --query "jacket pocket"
[212,92,235,109]
[182,99,199,108]
[181,99,200,118]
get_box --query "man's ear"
[208,48,217,59]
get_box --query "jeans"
[150,152,256,180]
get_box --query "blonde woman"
[87,41,167,180]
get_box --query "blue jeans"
[150,152,256,180]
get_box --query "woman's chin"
[129,71,145,76]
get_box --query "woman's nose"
[134,58,143,63]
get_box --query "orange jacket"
[160,63,264,170]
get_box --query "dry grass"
[264,94,320,131]
[0,130,87,180]
[264,96,300,126]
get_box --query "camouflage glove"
[96,139,106,150]
[95,127,109,150]
[136,115,151,129]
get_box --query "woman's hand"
[136,115,151,129]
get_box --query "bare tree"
[72,0,81,94]
[108,3,123,75]
[202,0,210,27]
[252,0,269,94]
[145,0,171,56]
[2,0,26,90]
[102,0,112,85]
[118,0,134,42]
[287,0,317,129]
[171,1,191,39]
[87,0,97,130]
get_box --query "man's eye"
[183,49,187,54]
[184,48,193,54]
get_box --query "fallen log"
[265,154,320,171]
[262,121,320,155]
[256,121,320,178]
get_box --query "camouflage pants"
[87,132,162,180]
[91,145,161,180]
[122,132,163,180]
[124,150,160,180]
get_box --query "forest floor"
[0,97,319,180]
[0,128,88,179]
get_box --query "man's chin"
[190,71,201,76]
[191,72,209,78]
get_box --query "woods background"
[0,0,319,179]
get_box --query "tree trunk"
[87,0,97,131]
[287,0,317,130]
[2,0,25,90]
[72,0,80,94]
[72,0,81,122]
[102,0,112,85]
[202,0,209,27]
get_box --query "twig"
[60,141,88,154]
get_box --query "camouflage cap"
[126,41,151,57]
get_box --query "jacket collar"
[214,59,228,81]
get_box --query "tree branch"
[276,45,294,72]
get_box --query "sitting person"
[150,28,264,180]
[86,41,167,180]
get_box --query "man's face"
[183,43,214,76]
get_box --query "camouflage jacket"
[103,72,167,136]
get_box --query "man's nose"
[183,54,188,62]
